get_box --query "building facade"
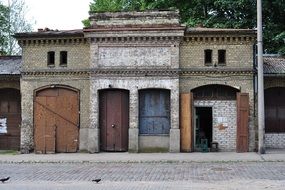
[0,56,21,150]
[10,10,277,154]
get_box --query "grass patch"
[0,150,19,155]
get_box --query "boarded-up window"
[139,89,170,135]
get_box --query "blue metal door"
[139,89,170,134]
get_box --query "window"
[47,51,55,66]
[192,85,239,100]
[204,49,212,66]
[139,89,170,135]
[218,50,226,65]
[60,51,68,66]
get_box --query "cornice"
[182,36,256,45]
[89,36,182,44]
[21,68,254,77]
[18,37,89,47]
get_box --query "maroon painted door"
[236,93,249,152]
[99,89,129,151]
[0,89,21,150]
[34,87,79,153]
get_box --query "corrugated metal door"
[34,87,79,153]
[236,93,249,152]
[265,87,285,133]
[0,89,21,150]
[139,89,170,135]
[99,89,129,151]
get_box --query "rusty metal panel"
[99,90,129,152]
[180,93,193,152]
[265,87,285,133]
[236,93,249,153]
[34,88,79,153]
[0,89,21,150]
[139,89,170,134]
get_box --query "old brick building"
[0,56,21,150]
[11,10,282,154]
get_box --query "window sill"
[47,65,55,68]
[59,64,67,67]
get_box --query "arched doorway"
[0,88,21,150]
[34,86,79,153]
[99,89,129,152]
[180,84,248,152]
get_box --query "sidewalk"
[0,150,285,163]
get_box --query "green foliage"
[85,0,284,54]
[0,3,9,55]
[0,0,33,55]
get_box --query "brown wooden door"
[180,92,194,152]
[99,89,129,152]
[34,87,79,153]
[0,89,21,150]
[236,93,249,152]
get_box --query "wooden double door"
[99,89,129,152]
[34,87,79,153]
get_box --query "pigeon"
[92,178,101,183]
[0,177,10,183]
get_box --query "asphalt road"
[0,162,284,189]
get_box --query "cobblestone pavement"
[0,162,285,189]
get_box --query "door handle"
[112,124,115,128]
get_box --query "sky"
[20,0,92,31]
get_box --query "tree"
[0,2,9,55]
[0,0,33,55]
[85,0,284,55]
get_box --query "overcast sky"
[23,0,92,31]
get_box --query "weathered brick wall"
[22,40,90,70]
[265,134,285,148]
[264,77,285,89]
[194,100,237,151]
[180,35,255,68]
[20,75,90,152]
[0,80,20,90]
[180,75,256,151]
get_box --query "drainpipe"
[257,0,265,154]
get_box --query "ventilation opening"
[204,49,212,66]
[195,107,213,151]
[60,51,67,66]
[218,50,226,65]
[47,51,55,66]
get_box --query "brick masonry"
[265,133,285,148]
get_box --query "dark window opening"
[195,107,213,150]
[60,51,67,66]
[204,49,212,66]
[218,50,226,65]
[192,85,239,100]
[47,51,55,66]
